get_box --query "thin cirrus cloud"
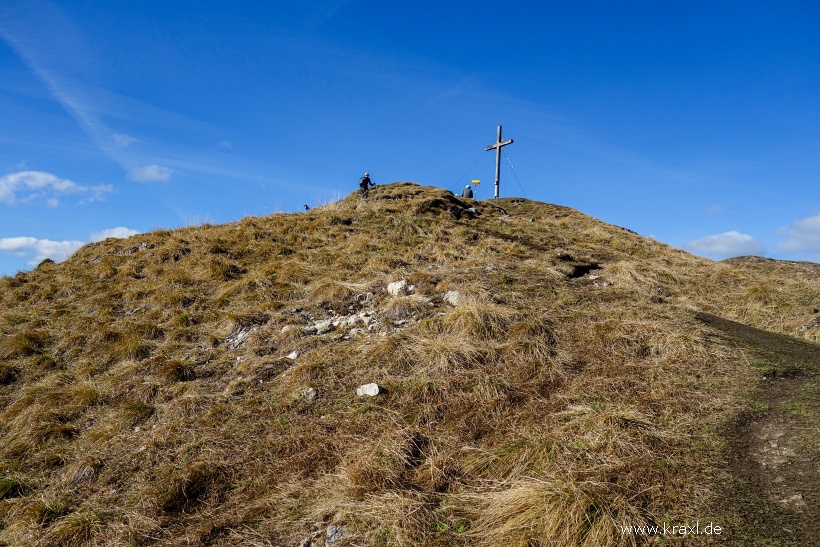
[0,4,192,183]
[684,231,766,260]
[0,226,140,266]
[1,2,297,193]
[0,170,112,206]
[112,133,139,147]
[127,165,174,183]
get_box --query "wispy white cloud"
[701,204,728,216]
[128,165,173,183]
[0,3,299,194]
[777,212,820,253]
[684,231,765,260]
[0,170,112,205]
[0,4,210,184]
[0,226,141,266]
[112,133,138,147]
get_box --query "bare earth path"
[697,313,819,546]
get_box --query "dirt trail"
[696,313,819,546]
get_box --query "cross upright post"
[485,125,513,199]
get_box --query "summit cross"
[485,125,513,199]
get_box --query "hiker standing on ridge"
[461,184,474,199]
[359,172,374,197]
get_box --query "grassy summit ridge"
[0,182,817,546]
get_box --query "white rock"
[344,314,365,327]
[387,279,415,296]
[286,351,299,360]
[299,387,317,400]
[313,319,335,335]
[443,290,462,306]
[281,324,297,334]
[225,327,254,349]
[326,525,348,547]
[356,383,382,396]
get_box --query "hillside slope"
[0,183,817,546]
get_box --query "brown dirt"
[696,312,820,546]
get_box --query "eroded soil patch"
[696,312,819,546]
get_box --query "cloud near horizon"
[0,226,141,266]
[684,231,765,260]
[0,236,84,265]
[90,226,140,242]
[777,212,820,253]
[0,170,112,206]
[128,164,173,182]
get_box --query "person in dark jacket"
[359,172,374,196]
[461,184,474,199]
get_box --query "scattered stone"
[797,317,820,333]
[326,524,348,546]
[313,319,336,335]
[443,290,462,307]
[226,327,255,349]
[356,383,382,397]
[342,314,365,327]
[301,312,375,338]
[485,265,498,272]
[298,538,312,547]
[114,242,153,256]
[779,493,806,507]
[286,351,299,360]
[281,324,298,334]
[299,387,317,400]
[387,279,415,296]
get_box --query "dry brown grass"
[0,182,815,545]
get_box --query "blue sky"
[1,1,819,275]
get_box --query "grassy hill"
[0,182,817,546]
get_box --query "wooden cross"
[485,125,513,199]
